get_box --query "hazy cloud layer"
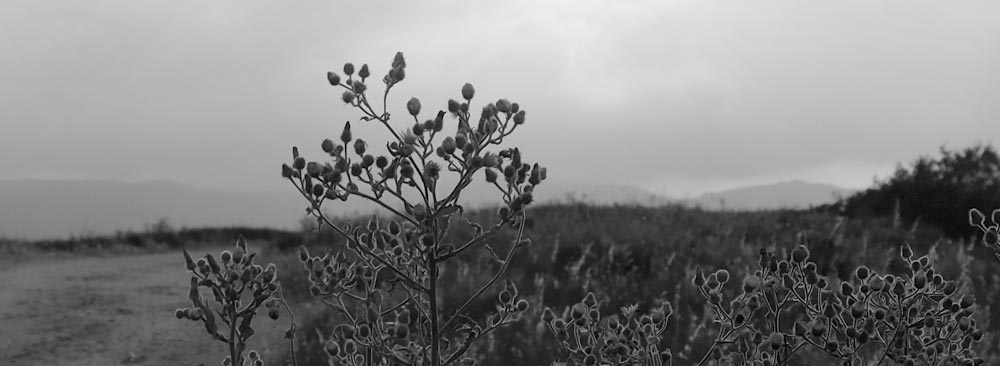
[2,0,998,196]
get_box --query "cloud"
[1,0,999,196]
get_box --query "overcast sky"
[2,0,998,197]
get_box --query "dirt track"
[0,249,290,366]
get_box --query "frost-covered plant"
[178,237,294,366]
[281,52,545,366]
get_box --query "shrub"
[834,144,1000,238]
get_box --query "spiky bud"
[344,63,354,76]
[359,64,370,79]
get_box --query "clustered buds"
[275,53,547,366]
[969,208,1000,261]
[543,293,674,366]
[179,237,283,366]
[690,244,984,366]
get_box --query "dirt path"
[0,249,291,366]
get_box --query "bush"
[834,144,1000,238]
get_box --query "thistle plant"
[281,52,545,366]
[178,237,294,366]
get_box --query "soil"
[0,248,293,366]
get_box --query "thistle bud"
[359,64,370,79]
[412,204,427,221]
[485,168,498,183]
[376,156,388,169]
[327,72,341,86]
[392,51,406,68]
[513,110,525,125]
[496,99,512,113]
[361,155,375,167]
[441,136,457,155]
[407,97,421,116]
[344,63,355,76]
[342,91,355,104]
[791,245,809,263]
[432,110,445,131]
[448,99,460,114]
[350,163,363,177]
[306,162,322,178]
[461,83,475,100]
[455,134,468,150]
[412,122,425,135]
[969,208,985,227]
[855,266,870,280]
[281,163,295,178]
[352,80,366,94]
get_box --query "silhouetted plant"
[178,237,295,366]
[281,52,545,366]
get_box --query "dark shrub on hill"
[832,144,1000,238]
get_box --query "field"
[3,203,996,365]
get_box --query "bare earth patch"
[0,249,292,366]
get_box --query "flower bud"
[342,91,355,104]
[496,99,511,113]
[513,110,525,125]
[343,63,354,76]
[327,72,341,86]
[281,163,295,178]
[359,64,370,79]
[407,97,421,116]
[447,99,460,114]
[791,245,809,263]
[392,51,406,68]
[900,243,913,259]
[484,168,498,183]
[352,80,366,94]
[970,208,986,227]
[434,110,445,131]
[461,83,475,100]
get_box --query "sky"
[2,0,999,198]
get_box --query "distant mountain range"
[0,179,854,239]
[684,180,857,211]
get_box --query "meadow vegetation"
[174,53,1000,366]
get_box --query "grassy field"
[2,203,996,365]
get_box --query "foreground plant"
[282,52,545,366]
[178,237,295,366]
[968,208,1000,262]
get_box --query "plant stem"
[429,251,440,366]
